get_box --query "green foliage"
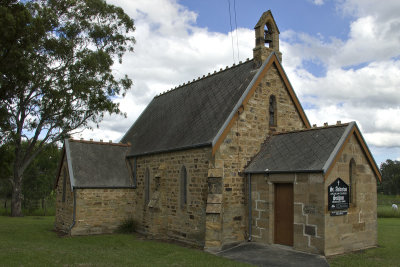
[22,144,60,202]
[0,216,248,266]
[328,218,400,267]
[0,0,135,216]
[0,141,60,215]
[379,160,400,195]
[116,217,137,234]
[377,194,400,205]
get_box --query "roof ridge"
[154,58,253,99]
[68,138,131,147]
[272,122,351,136]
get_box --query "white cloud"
[281,0,400,149]
[311,0,325,6]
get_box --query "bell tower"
[253,10,282,65]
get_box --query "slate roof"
[64,139,133,188]
[245,123,353,174]
[121,59,259,156]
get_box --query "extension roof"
[245,122,382,181]
[121,53,310,156]
[57,139,134,190]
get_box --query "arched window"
[145,167,150,204]
[127,158,137,188]
[269,95,277,127]
[180,165,187,209]
[349,159,356,204]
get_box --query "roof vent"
[337,120,341,125]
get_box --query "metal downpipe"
[248,173,252,241]
[68,189,76,234]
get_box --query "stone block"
[294,205,306,224]
[305,225,316,236]
[296,173,309,183]
[255,200,267,211]
[256,219,269,229]
[310,237,324,253]
[206,203,221,214]
[208,168,223,178]
[207,194,222,204]
[206,221,222,231]
[352,222,365,232]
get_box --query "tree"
[0,0,135,216]
[379,159,400,195]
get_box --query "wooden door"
[274,183,294,246]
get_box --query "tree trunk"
[4,199,7,215]
[11,173,23,217]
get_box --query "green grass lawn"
[328,218,400,267]
[0,216,249,267]
[1,216,399,266]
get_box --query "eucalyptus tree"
[0,0,135,216]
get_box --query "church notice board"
[328,178,349,216]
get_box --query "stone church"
[55,11,381,256]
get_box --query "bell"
[264,30,273,43]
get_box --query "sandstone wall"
[324,134,378,255]
[55,159,74,233]
[71,188,135,235]
[210,63,306,248]
[250,173,325,254]
[130,147,211,247]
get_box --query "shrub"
[116,218,137,234]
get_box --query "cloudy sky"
[77,0,400,165]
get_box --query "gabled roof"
[121,59,259,156]
[57,139,134,190]
[122,53,310,157]
[245,122,382,181]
